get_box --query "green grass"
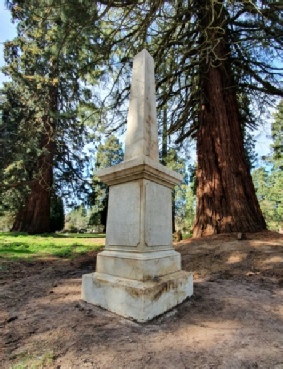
[0,232,105,260]
[182,233,193,239]
[10,350,54,369]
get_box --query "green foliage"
[65,205,89,231]
[0,211,14,231]
[1,0,106,220]
[89,135,124,229]
[163,148,188,227]
[95,135,124,170]
[99,1,283,142]
[0,232,104,260]
[271,100,283,161]
[252,166,283,230]
[183,183,197,233]
[161,146,196,232]
[2,1,282,234]
[252,100,283,230]
[50,195,64,232]
[243,130,258,170]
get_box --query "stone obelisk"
[81,50,193,322]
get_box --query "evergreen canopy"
[1,0,282,234]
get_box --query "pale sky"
[0,3,272,161]
[0,2,17,85]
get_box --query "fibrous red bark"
[193,0,266,237]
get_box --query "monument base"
[81,271,193,322]
[96,249,182,281]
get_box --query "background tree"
[88,135,124,232]
[161,146,190,233]
[271,100,283,161]
[252,100,283,230]
[183,182,197,234]
[50,195,64,233]
[159,107,192,233]
[64,205,89,233]
[2,0,104,233]
[268,100,283,229]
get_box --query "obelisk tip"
[124,50,159,162]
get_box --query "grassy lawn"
[0,232,105,260]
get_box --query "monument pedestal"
[81,157,193,321]
[81,50,193,322]
[82,271,193,322]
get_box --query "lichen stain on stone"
[123,277,178,300]
[124,286,144,298]
[152,280,178,301]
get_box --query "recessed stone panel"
[145,181,172,247]
[106,182,140,247]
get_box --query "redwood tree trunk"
[12,87,57,234]
[12,125,54,234]
[193,1,266,237]
[11,167,53,234]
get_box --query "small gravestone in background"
[81,49,193,322]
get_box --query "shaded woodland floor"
[1,230,283,368]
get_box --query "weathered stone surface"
[105,180,173,251]
[82,271,193,322]
[105,182,141,248]
[81,49,193,322]
[95,249,181,281]
[97,155,182,189]
[124,49,159,162]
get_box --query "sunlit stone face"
[124,49,159,162]
[81,49,193,322]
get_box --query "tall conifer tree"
[2,1,104,233]
[97,0,283,236]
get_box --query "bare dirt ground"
[1,230,283,369]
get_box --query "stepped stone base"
[81,270,193,322]
[95,249,181,281]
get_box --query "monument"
[81,49,193,322]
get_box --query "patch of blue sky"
[0,3,17,86]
